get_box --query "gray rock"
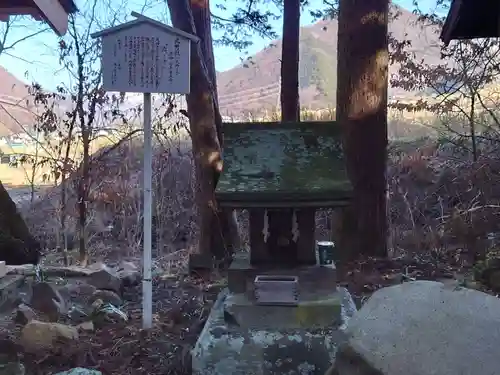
[20,320,78,352]
[67,305,90,324]
[14,304,36,326]
[333,281,500,375]
[59,282,97,302]
[30,282,65,322]
[87,269,121,294]
[76,321,94,332]
[116,261,140,287]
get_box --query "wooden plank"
[249,208,269,265]
[33,0,69,35]
[296,208,316,265]
[218,199,351,209]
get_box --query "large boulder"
[19,320,78,352]
[332,281,500,375]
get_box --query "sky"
[0,0,435,92]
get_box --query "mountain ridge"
[216,6,443,115]
[0,6,443,134]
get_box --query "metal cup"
[316,241,335,265]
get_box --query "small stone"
[87,269,121,294]
[91,299,104,310]
[67,306,89,324]
[20,320,78,352]
[88,290,122,307]
[14,304,36,326]
[116,261,140,287]
[59,283,97,302]
[30,282,65,322]
[76,321,94,332]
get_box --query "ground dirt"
[0,247,494,375]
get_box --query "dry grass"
[13,114,500,273]
[10,114,500,375]
[0,134,126,186]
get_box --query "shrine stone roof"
[215,121,353,208]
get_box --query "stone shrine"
[192,121,357,374]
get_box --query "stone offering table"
[192,121,356,374]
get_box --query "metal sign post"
[92,12,198,329]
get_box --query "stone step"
[192,287,357,375]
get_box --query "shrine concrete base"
[191,286,357,375]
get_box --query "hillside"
[216,5,443,115]
[0,5,443,133]
[0,68,34,136]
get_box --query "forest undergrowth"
[17,132,500,290]
[9,130,500,375]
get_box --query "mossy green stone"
[216,121,352,206]
[295,296,343,327]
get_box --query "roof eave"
[59,0,78,13]
[440,0,463,46]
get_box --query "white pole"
[142,92,153,329]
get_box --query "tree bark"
[190,0,241,256]
[336,0,389,258]
[167,0,240,262]
[252,0,306,266]
[0,181,40,265]
[281,0,301,122]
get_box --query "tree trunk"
[253,0,307,266]
[77,128,90,266]
[336,0,389,258]
[190,0,241,256]
[0,181,40,265]
[167,0,239,262]
[281,0,301,122]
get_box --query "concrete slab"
[192,287,356,375]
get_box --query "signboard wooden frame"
[91,12,199,94]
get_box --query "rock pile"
[0,260,141,374]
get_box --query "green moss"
[216,121,352,205]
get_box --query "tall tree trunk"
[0,181,40,265]
[281,0,301,122]
[336,0,389,258]
[190,0,241,255]
[77,128,90,266]
[167,0,238,262]
[257,0,305,265]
